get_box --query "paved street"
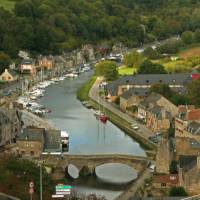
[89,78,155,141]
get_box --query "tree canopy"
[187,77,200,106]
[95,61,118,81]
[123,51,143,69]
[0,0,200,61]
[138,59,167,74]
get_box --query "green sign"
[56,185,72,190]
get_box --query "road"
[89,78,155,141]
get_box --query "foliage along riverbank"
[0,157,54,200]
[77,75,97,102]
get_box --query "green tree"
[187,78,200,105]
[158,40,183,54]
[138,59,167,74]
[181,31,194,44]
[123,51,143,69]
[143,47,160,59]
[150,83,188,105]
[0,52,10,73]
[170,160,178,174]
[95,61,118,81]
[169,187,188,196]
[194,29,200,42]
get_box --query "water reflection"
[95,163,137,184]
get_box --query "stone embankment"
[20,109,55,130]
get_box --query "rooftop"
[153,174,179,185]
[186,121,200,135]
[107,73,193,96]
[18,127,45,141]
[179,155,197,169]
[120,88,149,99]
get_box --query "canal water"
[39,71,146,199]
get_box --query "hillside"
[0,0,200,68]
[0,0,15,11]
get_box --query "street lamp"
[38,161,43,200]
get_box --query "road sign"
[56,192,71,195]
[56,185,72,190]
[29,188,34,194]
[29,182,34,188]
[52,194,64,198]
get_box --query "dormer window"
[126,80,129,84]
[146,80,149,83]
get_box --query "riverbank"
[90,99,156,155]
[77,75,97,101]
[76,73,157,153]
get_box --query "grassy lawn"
[0,0,15,11]
[77,75,97,101]
[152,57,193,73]
[118,65,136,75]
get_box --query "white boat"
[65,73,78,78]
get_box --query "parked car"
[131,123,139,130]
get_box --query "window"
[30,151,34,156]
[159,80,162,83]
[161,183,166,187]
[146,80,149,83]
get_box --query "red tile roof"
[178,105,195,113]
[153,174,179,185]
[187,109,200,121]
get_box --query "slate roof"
[120,88,149,99]
[186,121,200,135]
[43,130,61,152]
[190,138,200,148]
[107,73,192,96]
[139,93,162,109]
[18,127,44,141]
[179,155,197,169]
[21,58,33,65]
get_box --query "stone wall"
[176,137,200,157]
[156,139,170,174]
[16,140,42,157]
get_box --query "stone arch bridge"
[43,154,148,179]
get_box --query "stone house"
[0,68,18,82]
[38,56,54,70]
[153,174,179,188]
[20,58,36,75]
[175,106,200,157]
[146,105,172,133]
[106,73,194,102]
[0,106,21,147]
[137,93,178,133]
[17,127,45,157]
[16,127,62,157]
[179,155,200,195]
[119,88,148,112]
[81,44,95,62]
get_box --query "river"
[39,71,146,199]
